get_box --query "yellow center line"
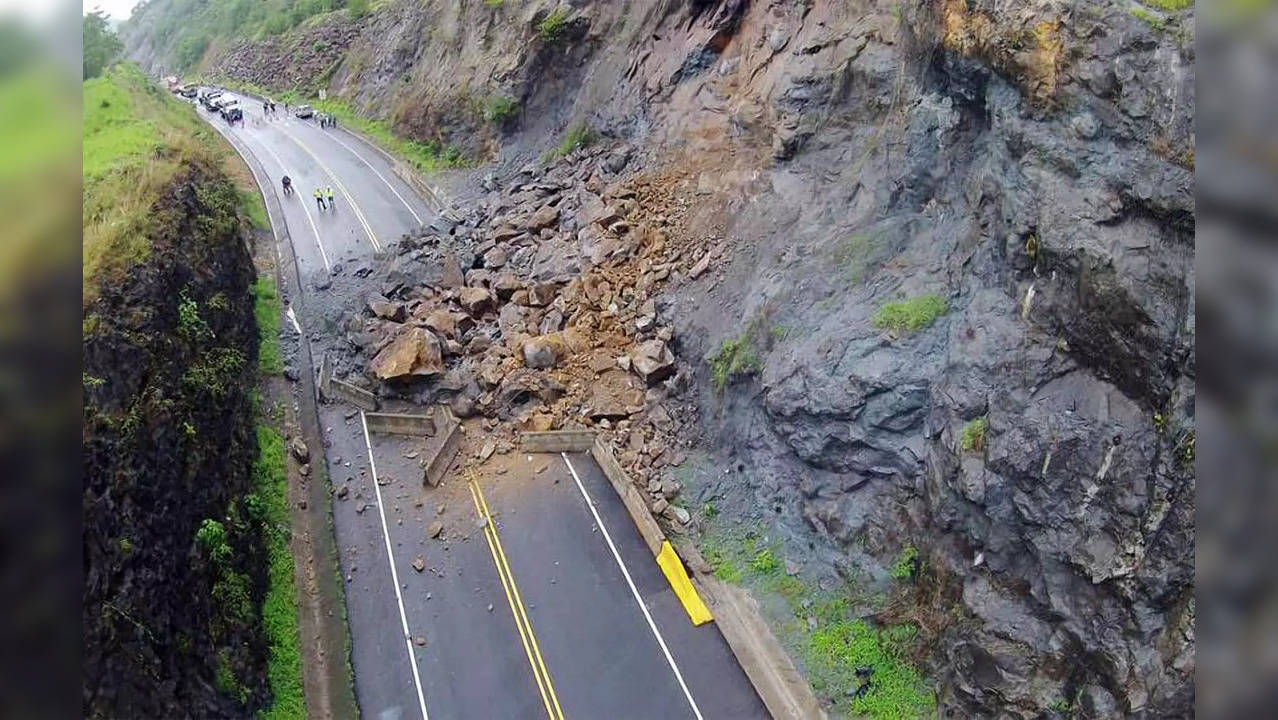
[467,472,566,720]
[275,124,382,252]
[467,480,556,719]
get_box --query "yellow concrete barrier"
[656,541,713,626]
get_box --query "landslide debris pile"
[325,144,714,522]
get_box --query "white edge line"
[323,130,423,225]
[560,452,704,720]
[362,412,431,720]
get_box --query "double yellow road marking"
[466,470,565,720]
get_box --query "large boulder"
[522,337,558,369]
[526,204,560,230]
[457,286,495,316]
[369,327,444,379]
[630,339,676,386]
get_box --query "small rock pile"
[333,143,718,519]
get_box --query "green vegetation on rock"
[960,416,990,454]
[873,294,947,334]
[544,123,597,161]
[891,546,920,581]
[709,335,761,391]
[484,95,519,127]
[538,7,572,41]
[699,528,935,718]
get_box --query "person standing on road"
[326,186,335,211]
[314,188,326,211]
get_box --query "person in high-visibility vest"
[314,188,326,211]
[326,186,335,211]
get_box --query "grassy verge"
[699,526,935,718]
[254,420,303,720]
[252,275,284,376]
[215,78,466,172]
[83,63,219,293]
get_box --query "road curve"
[201,92,767,720]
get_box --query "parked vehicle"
[223,107,243,123]
[180,86,198,98]
[200,90,223,109]
[293,104,314,119]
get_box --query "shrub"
[750,547,781,575]
[1130,6,1167,31]
[196,518,233,565]
[538,6,571,41]
[709,335,761,391]
[960,417,990,453]
[177,289,210,340]
[544,123,596,161]
[872,294,947,334]
[484,95,519,126]
[1141,0,1191,10]
[891,546,920,580]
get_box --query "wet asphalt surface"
[205,95,766,720]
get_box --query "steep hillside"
[82,64,289,717]
[122,1,1195,717]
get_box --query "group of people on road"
[262,99,279,116]
[279,175,334,212]
[318,113,338,129]
[315,186,336,211]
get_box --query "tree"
[82,10,122,80]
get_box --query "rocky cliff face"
[83,159,266,717]
[127,0,1195,716]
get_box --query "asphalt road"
[203,93,766,720]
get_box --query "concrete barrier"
[316,351,376,410]
[318,352,333,396]
[590,437,825,720]
[423,410,463,487]
[518,430,596,453]
[328,377,377,411]
[364,412,436,436]
[694,577,828,720]
[592,438,666,556]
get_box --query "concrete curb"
[518,429,596,453]
[317,352,378,411]
[364,412,436,436]
[694,577,828,720]
[591,438,666,556]
[517,430,824,720]
[423,409,463,487]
